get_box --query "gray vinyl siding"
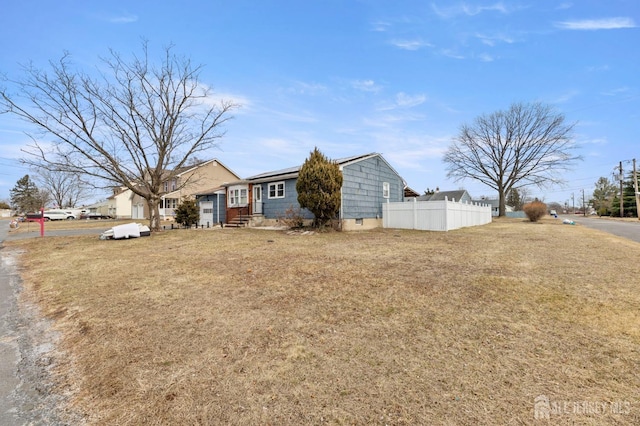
[261,179,314,220]
[341,156,404,219]
[197,194,226,224]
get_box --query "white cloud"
[372,134,451,172]
[108,13,138,24]
[440,49,465,59]
[586,64,610,72]
[475,33,516,46]
[556,3,573,10]
[478,53,495,62]
[199,90,252,113]
[371,21,391,32]
[389,39,433,50]
[431,2,511,19]
[395,92,427,108]
[375,92,427,112]
[555,17,636,30]
[601,87,630,96]
[352,79,383,93]
[286,81,327,95]
[550,90,580,104]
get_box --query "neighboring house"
[107,187,134,219]
[472,198,514,217]
[130,159,240,220]
[82,200,111,216]
[213,152,406,230]
[404,186,420,198]
[414,189,473,204]
[194,186,227,227]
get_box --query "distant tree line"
[592,174,638,217]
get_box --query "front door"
[253,185,262,214]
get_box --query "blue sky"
[1,1,638,208]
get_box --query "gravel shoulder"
[0,221,83,425]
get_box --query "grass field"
[6,218,640,425]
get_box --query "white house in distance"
[107,187,134,219]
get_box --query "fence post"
[444,196,449,231]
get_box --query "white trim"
[228,184,249,207]
[267,181,285,199]
[383,182,390,199]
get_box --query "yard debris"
[286,230,315,236]
[562,219,576,225]
[100,223,151,240]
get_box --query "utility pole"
[619,161,624,217]
[571,193,575,214]
[634,159,640,221]
[582,188,586,216]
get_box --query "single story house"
[413,189,473,203]
[194,186,227,227]
[201,152,406,230]
[472,197,514,217]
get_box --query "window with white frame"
[163,198,178,209]
[203,208,213,214]
[171,179,177,191]
[228,186,249,207]
[163,181,168,192]
[383,182,390,199]
[268,182,285,199]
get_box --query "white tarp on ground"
[100,223,151,240]
[113,223,140,239]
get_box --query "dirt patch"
[1,247,81,425]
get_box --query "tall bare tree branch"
[0,42,237,230]
[443,102,581,216]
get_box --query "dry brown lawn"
[6,219,640,425]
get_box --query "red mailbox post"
[25,208,45,237]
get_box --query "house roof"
[416,190,470,202]
[229,153,405,186]
[162,158,241,181]
[404,186,421,198]
[194,186,227,196]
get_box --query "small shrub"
[278,205,305,229]
[523,201,548,222]
[174,199,199,228]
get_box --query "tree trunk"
[146,196,161,232]
[498,188,506,217]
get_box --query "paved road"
[570,216,640,244]
[0,224,22,425]
[4,227,103,242]
[0,222,102,425]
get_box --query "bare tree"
[443,102,580,216]
[34,169,92,208]
[1,42,237,230]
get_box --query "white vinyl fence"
[383,197,492,231]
